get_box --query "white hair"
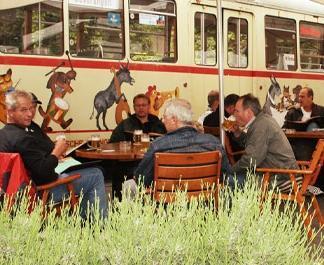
[5,90,32,110]
[164,99,193,124]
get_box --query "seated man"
[230,94,299,190]
[0,90,107,220]
[108,93,166,200]
[197,90,219,125]
[202,90,220,127]
[203,93,239,127]
[134,99,233,187]
[283,87,324,130]
[282,87,324,161]
[109,93,166,142]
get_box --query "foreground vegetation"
[0,174,322,265]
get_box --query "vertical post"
[217,0,225,146]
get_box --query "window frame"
[194,11,217,66]
[129,0,177,63]
[265,15,297,71]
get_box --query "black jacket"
[0,123,58,185]
[109,114,166,142]
[283,103,324,128]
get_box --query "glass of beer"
[133,130,143,145]
[89,134,101,149]
[141,133,150,151]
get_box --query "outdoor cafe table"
[75,142,146,161]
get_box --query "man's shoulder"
[148,114,162,123]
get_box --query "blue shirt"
[134,126,233,186]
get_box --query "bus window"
[129,0,177,62]
[69,0,124,60]
[194,12,216,66]
[300,22,324,72]
[0,0,63,56]
[265,16,297,71]
[227,17,248,68]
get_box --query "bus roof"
[230,0,324,17]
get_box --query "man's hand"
[51,138,68,159]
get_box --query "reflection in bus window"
[265,16,297,71]
[194,12,216,65]
[300,22,324,72]
[129,0,177,62]
[0,0,63,56]
[69,1,124,60]
[227,17,248,68]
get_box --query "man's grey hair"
[164,99,193,124]
[5,90,32,110]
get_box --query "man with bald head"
[283,87,324,130]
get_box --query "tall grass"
[0,173,322,265]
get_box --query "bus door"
[189,3,217,112]
[223,9,253,96]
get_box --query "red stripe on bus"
[1,55,324,80]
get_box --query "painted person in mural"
[282,87,324,131]
[0,90,108,220]
[229,94,300,192]
[109,93,166,142]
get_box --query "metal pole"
[217,0,225,146]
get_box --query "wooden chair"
[256,139,324,235]
[0,153,80,217]
[203,126,220,137]
[224,133,245,165]
[152,151,222,206]
[203,126,244,165]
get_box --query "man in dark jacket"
[109,93,166,142]
[109,93,166,200]
[0,90,107,220]
[283,87,324,130]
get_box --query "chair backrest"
[203,126,220,137]
[0,152,34,195]
[153,151,222,203]
[301,139,324,189]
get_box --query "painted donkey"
[263,76,281,116]
[90,62,135,130]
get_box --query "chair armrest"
[256,168,312,175]
[297,160,311,166]
[36,174,81,191]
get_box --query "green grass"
[0,173,322,265]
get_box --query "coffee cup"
[133,130,143,145]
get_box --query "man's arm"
[232,127,268,172]
[134,147,155,187]
[109,122,126,143]
[17,135,59,185]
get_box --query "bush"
[0,173,322,265]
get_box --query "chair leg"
[310,196,324,226]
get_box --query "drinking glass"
[89,134,101,149]
[133,130,143,145]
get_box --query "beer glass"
[133,130,143,145]
[89,134,101,149]
[141,133,150,151]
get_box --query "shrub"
[0,172,322,265]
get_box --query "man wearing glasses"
[109,93,166,142]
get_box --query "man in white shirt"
[197,90,219,125]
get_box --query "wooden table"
[75,142,146,161]
[285,131,324,139]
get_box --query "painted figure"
[90,62,135,130]
[39,52,76,132]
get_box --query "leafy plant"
[0,172,322,265]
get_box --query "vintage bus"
[1,0,324,139]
